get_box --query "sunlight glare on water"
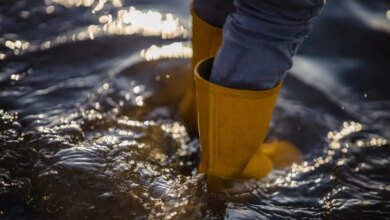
[140,43,192,61]
[0,0,188,59]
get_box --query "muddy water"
[1,0,390,219]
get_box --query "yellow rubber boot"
[179,5,222,131]
[195,57,286,179]
[262,140,302,169]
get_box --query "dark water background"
[1,0,390,219]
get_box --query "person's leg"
[193,0,234,28]
[210,0,325,90]
[179,0,234,131]
[195,0,325,180]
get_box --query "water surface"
[0,0,390,219]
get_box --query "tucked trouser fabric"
[193,0,325,90]
[193,0,234,28]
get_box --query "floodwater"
[0,0,389,219]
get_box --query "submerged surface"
[1,0,390,219]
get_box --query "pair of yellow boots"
[180,8,300,180]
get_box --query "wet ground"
[0,0,390,219]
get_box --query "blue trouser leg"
[193,0,234,28]
[193,0,325,90]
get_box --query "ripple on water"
[1,0,390,219]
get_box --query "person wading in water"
[180,0,325,180]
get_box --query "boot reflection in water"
[180,0,325,180]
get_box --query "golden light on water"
[0,39,30,57]
[45,5,56,14]
[50,0,121,9]
[288,121,389,182]
[41,7,186,50]
[133,85,142,93]
[328,121,388,148]
[327,121,363,143]
[160,123,188,140]
[101,135,119,145]
[51,1,187,39]
[140,43,192,61]
[135,96,144,106]
[98,7,186,38]
[0,2,187,58]
[10,74,20,81]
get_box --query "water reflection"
[140,43,192,61]
[50,0,121,9]
[0,3,187,58]
[0,39,30,58]
[50,0,188,39]
[0,0,390,219]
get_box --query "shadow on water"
[0,0,390,219]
